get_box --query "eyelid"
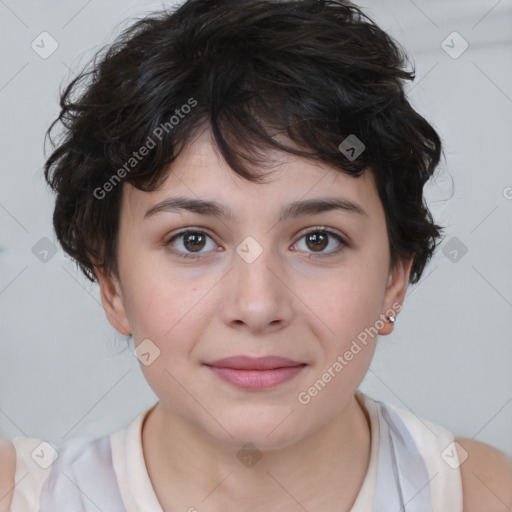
[165,225,349,260]
[296,225,348,244]
[164,227,216,244]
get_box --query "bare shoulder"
[455,436,512,512]
[0,436,16,512]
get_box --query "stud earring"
[387,315,396,324]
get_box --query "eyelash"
[165,227,347,260]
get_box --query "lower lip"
[205,365,306,390]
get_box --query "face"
[98,128,410,450]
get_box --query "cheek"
[303,261,386,403]
[299,273,383,412]
[117,244,188,336]
[318,261,386,338]
[125,278,199,340]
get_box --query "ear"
[94,266,132,336]
[378,257,413,335]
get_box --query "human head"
[42,0,444,449]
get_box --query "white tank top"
[9,390,463,511]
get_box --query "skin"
[0,439,15,512]
[96,127,411,511]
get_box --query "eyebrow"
[143,196,368,222]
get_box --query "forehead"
[121,129,382,222]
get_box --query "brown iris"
[305,231,328,252]
[182,232,206,252]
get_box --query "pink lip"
[206,355,304,370]
[204,356,306,390]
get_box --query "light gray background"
[1,0,511,455]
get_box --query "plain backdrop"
[1,0,511,455]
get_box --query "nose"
[219,238,295,335]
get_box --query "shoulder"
[1,432,123,511]
[0,437,16,512]
[455,436,512,512]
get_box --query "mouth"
[203,355,307,390]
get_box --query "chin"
[208,413,307,452]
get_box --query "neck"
[141,393,372,511]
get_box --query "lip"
[204,356,306,390]
[205,355,305,370]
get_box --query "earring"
[387,315,396,324]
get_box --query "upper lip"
[205,355,306,370]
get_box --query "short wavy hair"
[44,0,444,284]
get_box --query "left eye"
[292,228,345,255]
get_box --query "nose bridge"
[234,233,280,297]
[221,233,293,331]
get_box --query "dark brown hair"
[44,0,444,284]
